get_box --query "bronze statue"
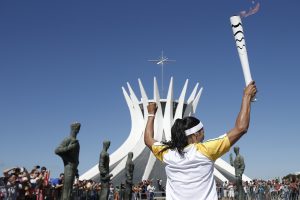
[99,140,113,200]
[55,122,81,200]
[124,152,134,200]
[230,146,245,200]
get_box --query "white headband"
[184,122,204,136]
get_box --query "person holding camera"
[2,167,25,200]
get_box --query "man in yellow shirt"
[144,81,257,200]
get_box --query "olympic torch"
[230,15,256,101]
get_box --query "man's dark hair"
[162,116,200,156]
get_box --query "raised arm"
[3,167,17,177]
[227,81,257,146]
[144,102,158,149]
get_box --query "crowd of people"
[71,178,164,200]
[1,165,300,200]
[0,166,60,200]
[216,177,300,200]
[0,165,165,200]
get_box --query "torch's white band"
[185,122,203,136]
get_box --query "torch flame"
[240,1,260,18]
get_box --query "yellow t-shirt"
[151,134,231,200]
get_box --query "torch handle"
[230,16,257,101]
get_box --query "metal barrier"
[136,191,165,200]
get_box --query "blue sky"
[0,0,299,180]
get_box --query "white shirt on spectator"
[147,184,155,193]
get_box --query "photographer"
[2,167,23,200]
[17,167,31,199]
[35,167,51,200]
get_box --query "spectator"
[157,179,165,197]
[114,185,120,200]
[34,166,50,200]
[2,167,23,200]
[106,183,113,200]
[222,181,228,200]
[227,182,234,200]
[132,185,140,200]
[216,182,222,199]
[0,177,6,199]
[147,181,155,200]
[243,181,249,200]
[257,182,265,200]
[50,173,64,200]
[289,177,298,200]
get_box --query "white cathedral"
[80,77,251,184]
